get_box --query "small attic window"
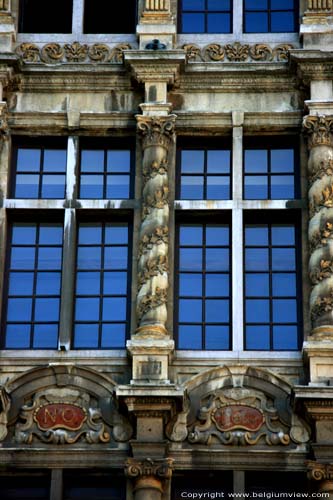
[19,0,73,33]
[83,0,136,34]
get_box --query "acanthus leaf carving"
[310,158,333,183]
[139,225,169,256]
[225,42,249,62]
[303,115,333,149]
[310,221,333,253]
[143,185,169,219]
[311,288,333,321]
[137,115,176,150]
[310,259,333,284]
[137,287,168,320]
[109,43,131,63]
[64,42,88,62]
[138,255,169,287]
[182,44,203,62]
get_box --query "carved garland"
[136,115,175,332]
[304,115,333,326]
[15,42,132,64]
[182,43,294,63]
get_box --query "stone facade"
[0,1,332,498]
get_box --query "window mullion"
[72,0,84,35]
[66,136,79,202]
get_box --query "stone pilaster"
[301,0,333,49]
[125,457,173,500]
[308,462,333,497]
[0,0,15,53]
[137,0,175,49]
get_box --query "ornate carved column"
[137,0,175,49]
[304,115,333,336]
[308,462,333,497]
[125,458,173,500]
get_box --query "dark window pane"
[34,298,59,321]
[271,0,294,8]
[244,176,268,199]
[180,176,204,199]
[208,0,230,10]
[179,299,202,322]
[9,272,34,295]
[102,298,126,321]
[17,149,41,171]
[105,224,128,244]
[107,150,131,172]
[103,271,127,295]
[178,325,202,349]
[106,175,130,199]
[246,299,269,322]
[75,298,100,321]
[15,174,39,198]
[271,176,294,198]
[271,149,294,173]
[206,226,229,245]
[74,324,99,348]
[7,298,32,321]
[182,13,205,32]
[76,272,101,295]
[245,12,268,32]
[205,325,229,349]
[245,150,268,173]
[180,273,202,296]
[181,151,205,173]
[81,150,104,172]
[207,176,230,199]
[38,247,62,270]
[183,0,205,8]
[272,273,296,296]
[101,324,126,348]
[39,225,63,244]
[79,225,102,244]
[207,13,230,33]
[206,248,229,271]
[271,248,295,271]
[84,0,135,34]
[246,325,270,350]
[206,299,229,322]
[12,224,36,244]
[271,225,295,245]
[207,150,230,173]
[273,299,297,322]
[245,0,268,8]
[5,324,31,348]
[271,11,295,32]
[180,226,203,245]
[41,174,66,198]
[206,274,229,297]
[33,324,58,348]
[11,247,35,269]
[245,226,268,246]
[19,0,73,33]
[80,175,104,198]
[43,150,67,172]
[104,247,128,269]
[246,273,269,297]
[36,272,61,295]
[245,248,269,271]
[77,247,101,269]
[273,325,298,349]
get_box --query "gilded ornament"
[40,43,64,64]
[15,43,40,63]
[307,461,333,482]
[64,42,89,62]
[137,287,168,319]
[143,159,168,181]
[225,42,249,62]
[310,221,333,252]
[273,44,294,61]
[137,115,176,150]
[310,158,333,183]
[143,185,169,218]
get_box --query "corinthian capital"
[303,115,333,149]
[307,461,333,482]
[125,457,174,479]
[136,115,176,150]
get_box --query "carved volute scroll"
[304,115,333,334]
[307,461,333,493]
[136,115,176,338]
[125,458,174,500]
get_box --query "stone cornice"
[289,50,333,84]
[123,50,185,85]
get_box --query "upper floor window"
[3,222,63,349]
[19,0,73,33]
[79,142,133,200]
[83,0,136,34]
[178,143,231,199]
[12,139,67,199]
[243,139,298,200]
[180,0,232,33]
[244,0,298,33]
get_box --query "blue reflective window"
[4,222,63,349]
[14,143,67,199]
[244,221,300,350]
[180,0,232,33]
[79,147,132,199]
[73,222,130,349]
[244,144,298,200]
[244,0,297,33]
[179,148,231,200]
[177,222,231,350]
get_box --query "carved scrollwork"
[203,44,225,61]
[125,457,174,479]
[182,44,203,62]
[88,44,110,62]
[109,43,131,63]
[273,44,294,61]
[307,461,333,482]
[15,43,40,63]
[249,44,273,61]
[40,43,64,64]
[137,287,168,320]
[303,115,333,149]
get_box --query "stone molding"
[181,42,294,63]
[15,42,132,64]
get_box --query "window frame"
[243,0,299,34]
[179,0,233,34]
